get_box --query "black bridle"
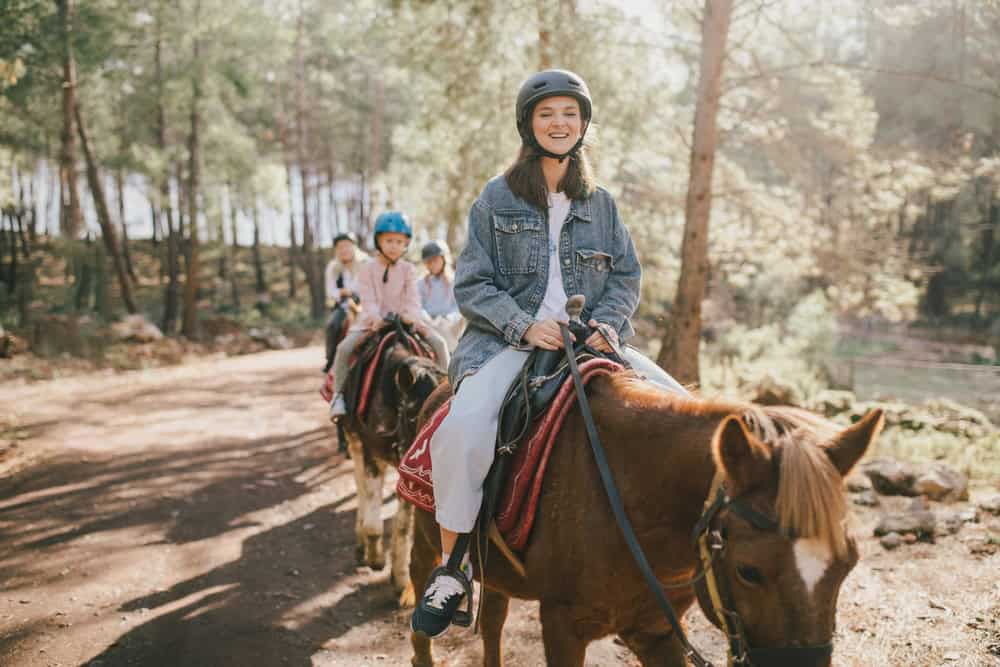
[559,321,835,667]
[692,482,834,667]
[379,316,443,458]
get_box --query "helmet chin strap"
[527,121,589,163]
[528,135,585,163]
[375,241,401,283]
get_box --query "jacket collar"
[569,196,592,223]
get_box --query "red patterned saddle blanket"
[320,329,432,419]
[396,357,623,551]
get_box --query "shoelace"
[423,574,466,610]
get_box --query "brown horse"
[408,372,884,666]
[338,329,444,604]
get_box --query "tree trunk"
[974,196,998,319]
[286,161,298,298]
[537,0,553,69]
[150,199,160,246]
[294,6,323,320]
[57,0,83,239]
[12,210,35,326]
[370,74,384,184]
[3,213,15,294]
[181,3,202,339]
[252,196,266,295]
[74,101,137,314]
[158,25,179,334]
[228,184,240,309]
[328,161,340,235]
[656,0,733,386]
[115,169,139,284]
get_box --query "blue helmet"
[373,211,412,250]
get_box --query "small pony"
[326,317,445,603]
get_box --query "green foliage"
[0,0,998,345]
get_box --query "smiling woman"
[409,68,688,642]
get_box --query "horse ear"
[712,415,772,493]
[824,408,884,477]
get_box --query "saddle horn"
[566,294,585,324]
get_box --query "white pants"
[429,344,687,533]
[430,346,530,532]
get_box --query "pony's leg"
[347,435,366,564]
[480,589,510,667]
[618,627,688,667]
[410,510,441,667]
[349,436,387,569]
[539,602,588,667]
[391,499,415,606]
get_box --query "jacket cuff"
[503,312,535,346]
[588,308,626,335]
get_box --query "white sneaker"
[329,393,347,420]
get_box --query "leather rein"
[558,322,834,667]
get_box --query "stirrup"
[412,565,474,636]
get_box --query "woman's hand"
[586,319,619,354]
[524,319,574,350]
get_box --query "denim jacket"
[450,174,641,388]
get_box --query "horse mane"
[379,343,442,410]
[609,373,851,559]
[750,405,850,559]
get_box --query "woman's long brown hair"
[503,142,597,212]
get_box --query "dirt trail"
[0,347,997,666]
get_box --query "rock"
[967,538,999,556]
[248,328,294,351]
[861,459,968,500]
[846,473,873,493]
[852,490,880,507]
[922,398,995,439]
[978,494,1000,516]
[874,510,936,541]
[862,458,919,496]
[913,465,968,502]
[810,390,857,417]
[880,532,903,550]
[110,315,164,343]
[934,510,963,536]
[958,507,980,524]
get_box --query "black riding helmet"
[515,69,593,161]
[420,240,449,262]
[333,232,358,247]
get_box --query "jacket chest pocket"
[575,248,613,294]
[492,212,543,275]
[576,248,613,273]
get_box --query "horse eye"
[736,564,765,586]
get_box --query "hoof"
[397,581,416,608]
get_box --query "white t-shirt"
[534,191,571,322]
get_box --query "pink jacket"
[350,257,424,332]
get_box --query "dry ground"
[0,346,997,667]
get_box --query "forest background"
[1,0,999,427]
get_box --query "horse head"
[364,334,446,463]
[693,407,885,667]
